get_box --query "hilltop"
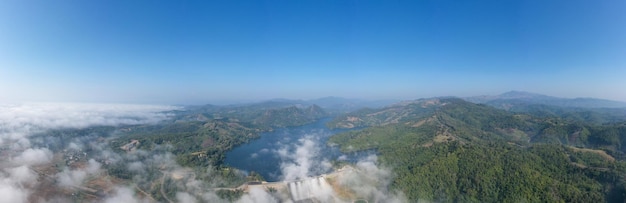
[12,95,626,202]
[464,91,626,124]
[467,91,626,109]
[328,97,626,202]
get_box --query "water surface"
[224,118,366,181]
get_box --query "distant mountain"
[251,105,326,128]
[466,91,626,109]
[211,96,396,114]
[190,97,395,114]
[326,97,445,129]
[466,91,550,103]
[305,96,396,113]
[328,97,534,143]
[465,91,626,124]
[178,101,327,130]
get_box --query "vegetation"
[110,103,326,167]
[329,98,626,202]
[181,103,327,130]
[216,189,244,201]
[98,103,330,201]
[110,120,258,167]
[44,98,626,202]
[505,104,626,125]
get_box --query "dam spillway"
[218,166,356,202]
[287,176,334,202]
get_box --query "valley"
[2,92,626,202]
[5,1,625,202]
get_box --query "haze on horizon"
[1,1,625,105]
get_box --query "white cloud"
[1,102,177,128]
[236,187,278,203]
[67,142,82,150]
[0,179,28,203]
[0,102,178,149]
[6,166,37,185]
[176,192,198,203]
[11,148,52,166]
[56,159,103,188]
[86,159,102,174]
[127,161,145,172]
[275,135,407,202]
[56,169,87,187]
[277,136,331,181]
[0,103,178,202]
[103,187,144,203]
[337,155,407,203]
[0,101,408,203]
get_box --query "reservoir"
[224,118,367,182]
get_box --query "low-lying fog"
[0,103,405,203]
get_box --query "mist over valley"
[1,92,626,202]
[2,1,625,202]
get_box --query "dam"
[216,166,358,202]
[288,176,334,202]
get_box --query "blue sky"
[1,0,625,104]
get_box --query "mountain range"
[327,96,626,202]
[35,91,626,202]
[466,91,626,109]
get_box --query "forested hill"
[466,91,626,109]
[180,103,328,130]
[111,103,328,168]
[328,97,626,202]
[464,91,626,124]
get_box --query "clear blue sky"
[1,0,625,104]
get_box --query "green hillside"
[329,98,626,202]
[111,104,327,167]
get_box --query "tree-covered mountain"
[464,91,626,125]
[180,102,328,130]
[306,96,396,113]
[110,102,330,167]
[111,119,260,167]
[48,96,626,202]
[328,97,626,202]
[189,97,395,115]
[466,91,626,109]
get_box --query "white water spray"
[287,176,335,202]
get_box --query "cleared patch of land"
[567,146,615,162]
